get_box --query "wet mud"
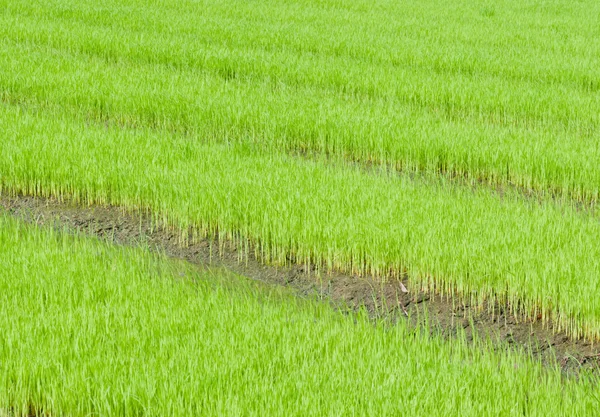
[1,193,599,376]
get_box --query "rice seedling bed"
[1,0,599,199]
[3,0,600,413]
[1,213,599,416]
[3,103,600,340]
[2,192,600,377]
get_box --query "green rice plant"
[1,0,600,198]
[3,103,600,339]
[0,215,599,416]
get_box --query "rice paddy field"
[2,0,600,415]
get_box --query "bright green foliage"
[3,105,600,339]
[3,0,600,411]
[0,216,598,416]
[1,0,600,198]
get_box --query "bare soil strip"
[1,193,599,376]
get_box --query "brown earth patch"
[1,192,599,377]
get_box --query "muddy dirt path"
[1,193,599,376]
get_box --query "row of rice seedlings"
[3,103,600,340]
[4,0,599,94]
[1,0,600,199]
[1,215,599,416]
